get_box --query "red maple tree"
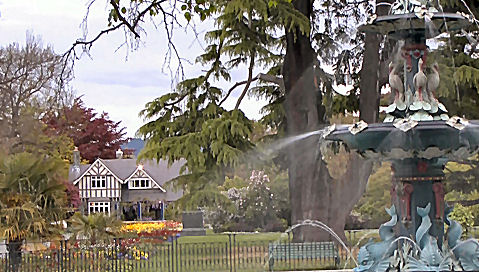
[64,179,80,209]
[44,98,128,163]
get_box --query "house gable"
[73,159,123,185]
[74,159,123,200]
[125,168,166,192]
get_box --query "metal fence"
[0,234,350,272]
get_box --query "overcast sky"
[0,0,267,137]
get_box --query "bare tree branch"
[157,3,185,80]
[219,79,252,106]
[62,0,189,83]
[0,36,73,138]
[257,73,284,90]
[219,72,285,107]
[109,0,141,38]
[234,53,256,109]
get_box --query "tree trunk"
[283,0,387,243]
[359,0,392,123]
[7,239,22,271]
[283,0,331,242]
[328,153,373,242]
[359,31,381,123]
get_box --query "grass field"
[178,230,285,243]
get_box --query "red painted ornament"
[417,161,428,173]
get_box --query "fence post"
[288,232,291,270]
[57,240,61,272]
[228,233,232,272]
[113,238,117,272]
[170,238,175,272]
[119,238,124,272]
[175,238,179,272]
[233,233,236,272]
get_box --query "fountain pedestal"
[391,159,446,247]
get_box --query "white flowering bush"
[206,170,288,232]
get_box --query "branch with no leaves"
[64,1,165,57]
[257,73,285,90]
[234,53,256,110]
[219,72,284,107]
[109,0,141,39]
[61,0,185,81]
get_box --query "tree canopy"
[0,34,73,139]
[44,98,128,163]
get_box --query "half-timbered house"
[69,149,183,220]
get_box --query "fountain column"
[391,158,447,247]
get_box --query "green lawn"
[178,230,286,244]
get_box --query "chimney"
[116,148,123,159]
[72,147,81,177]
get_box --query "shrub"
[449,204,475,236]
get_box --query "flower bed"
[121,221,183,239]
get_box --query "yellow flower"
[121,221,183,235]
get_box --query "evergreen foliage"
[0,152,70,241]
[137,0,370,216]
[432,0,479,117]
[137,0,305,210]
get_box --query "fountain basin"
[325,120,479,160]
[359,12,470,39]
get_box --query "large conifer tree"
[70,0,389,241]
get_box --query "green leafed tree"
[353,162,392,228]
[0,34,75,162]
[0,34,73,140]
[431,1,479,118]
[134,0,299,212]
[0,152,71,268]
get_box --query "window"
[129,178,151,189]
[91,176,106,188]
[88,202,110,215]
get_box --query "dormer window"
[129,178,151,189]
[91,176,106,188]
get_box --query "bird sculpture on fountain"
[389,62,406,111]
[411,58,431,115]
[426,62,448,115]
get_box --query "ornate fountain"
[323,0,479,271]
